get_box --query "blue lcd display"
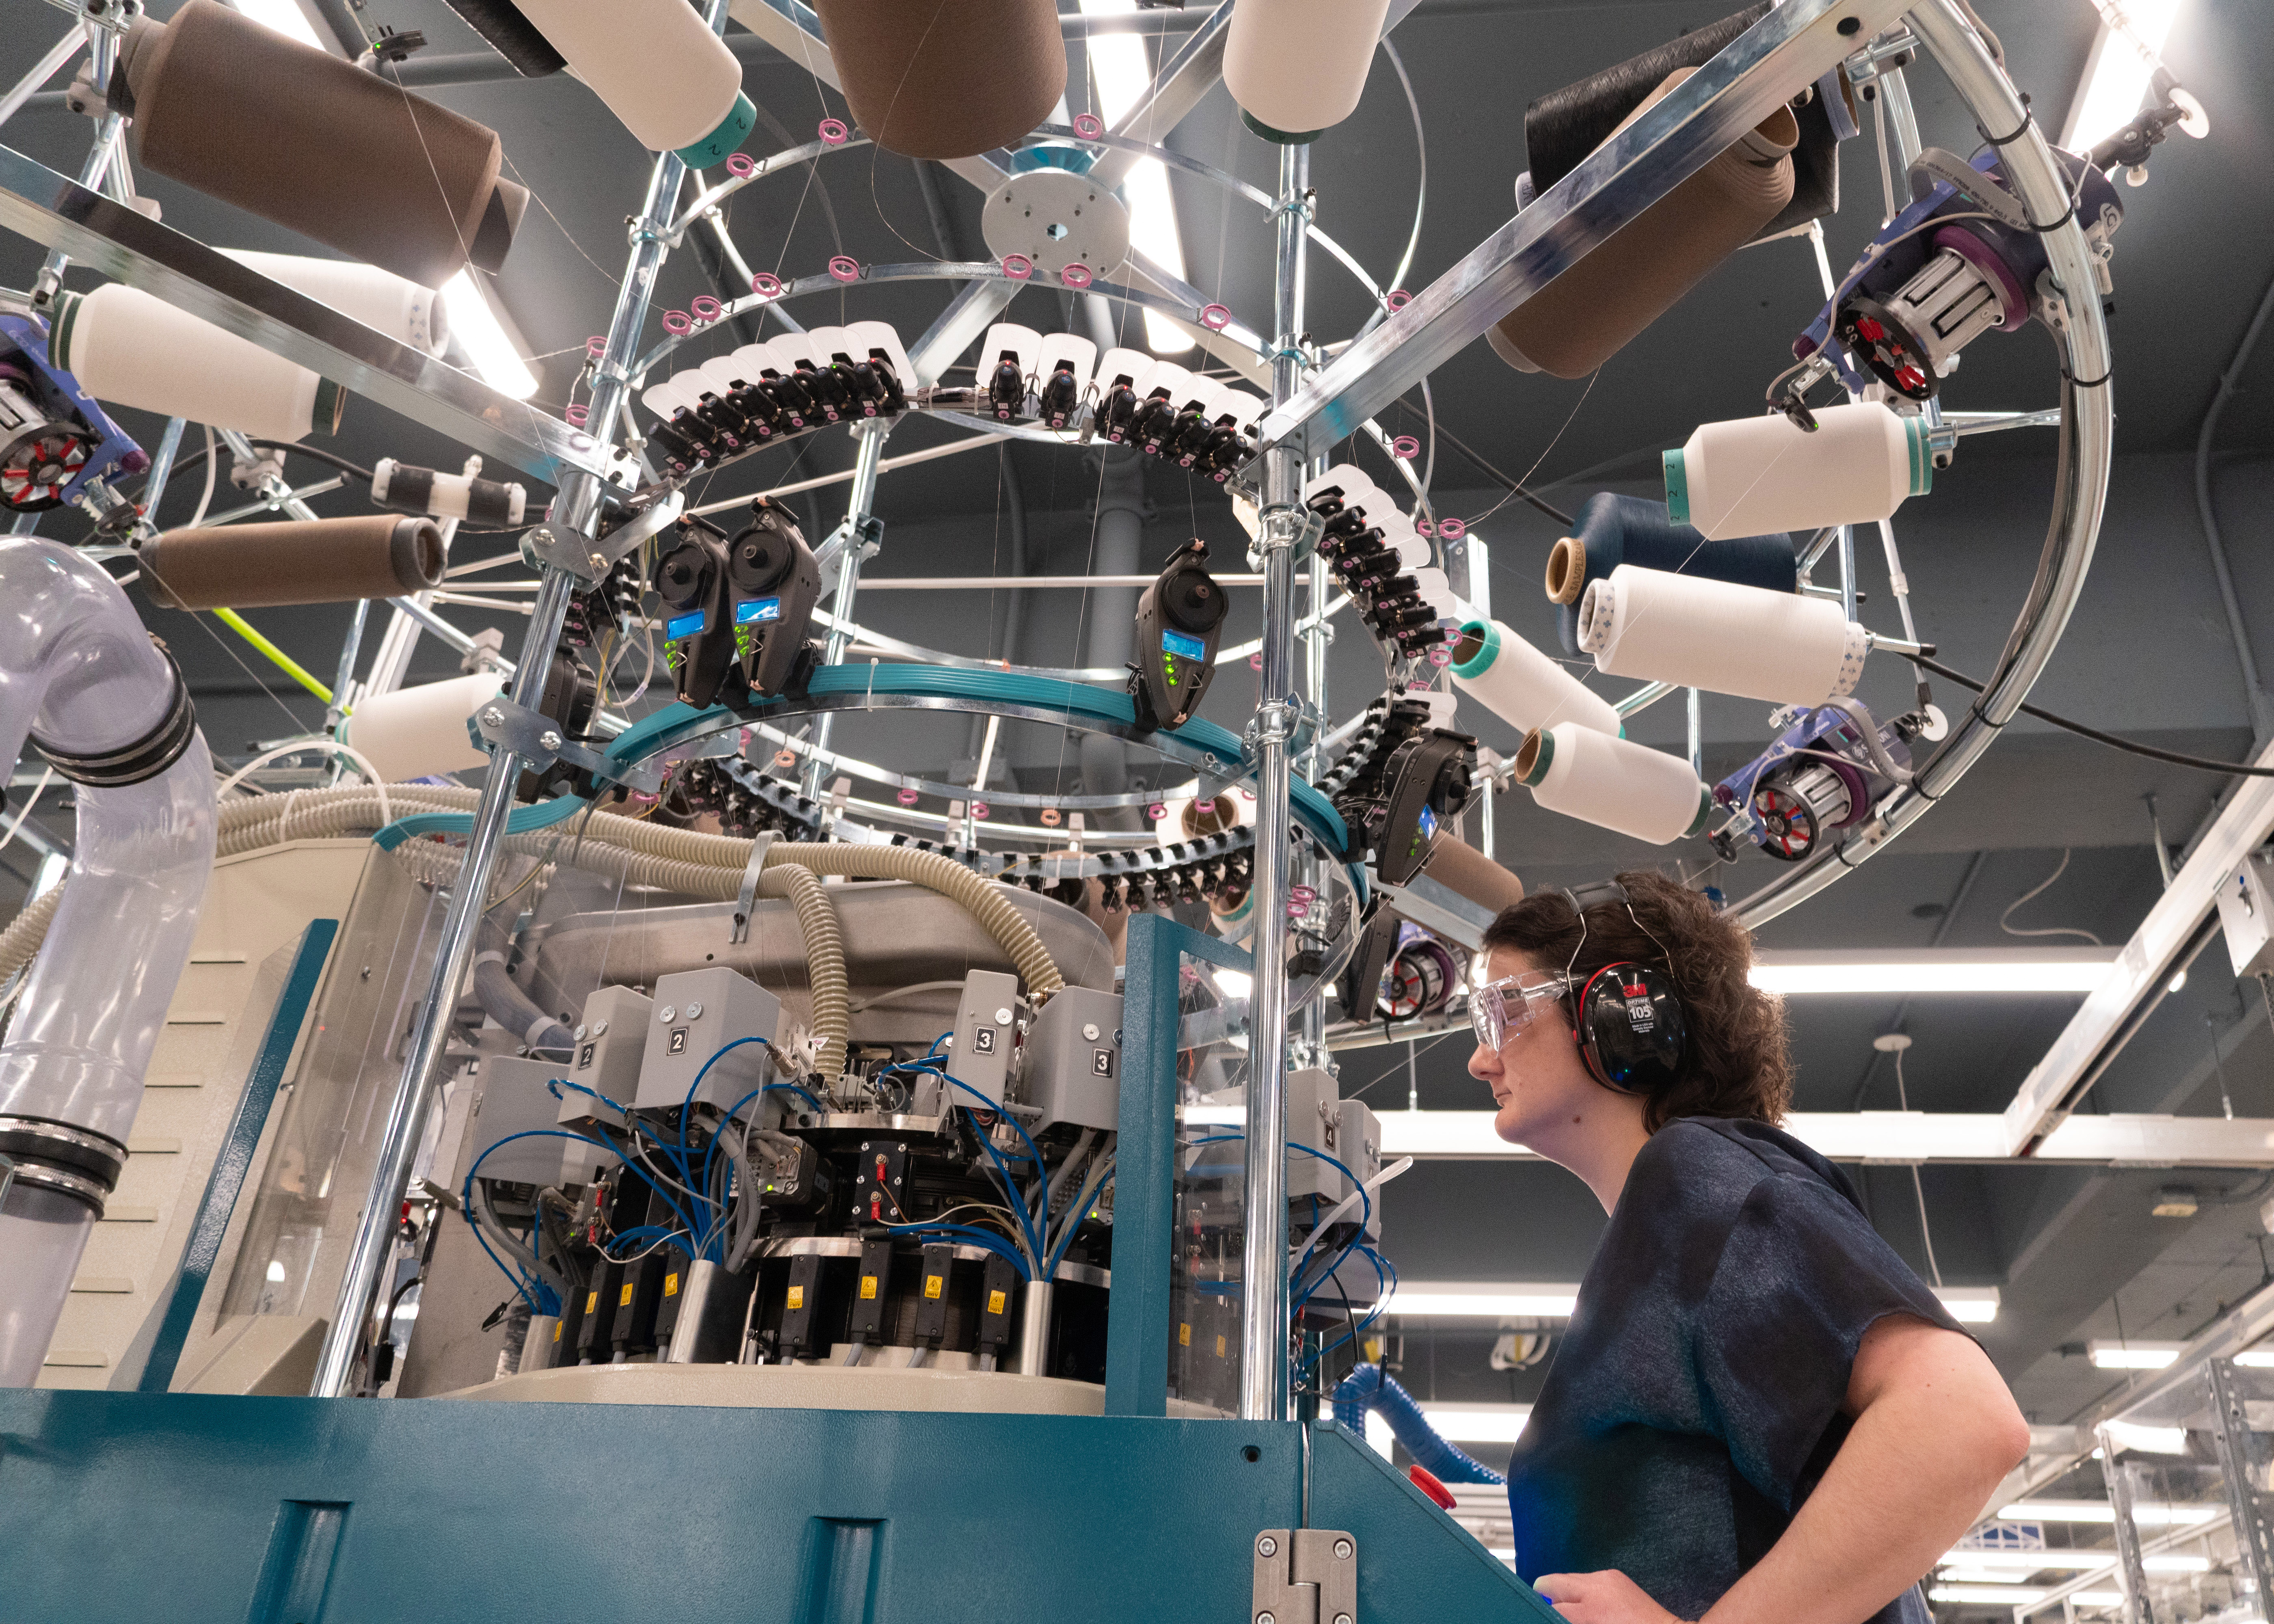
[1161,628,1208,661]
[1419,806,1438,841]
[735,596,783,624]
[666,609,707,641]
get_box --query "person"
[1464,871,2028,1624]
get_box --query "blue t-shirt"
[1504,1117,1962,1623]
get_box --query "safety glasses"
[1468,972,1574,1052]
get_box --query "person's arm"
[1535,1314,2030,1624]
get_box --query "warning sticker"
[1215,1334,1228,1358]
[586,1291,599,1314]
[786,1285,805,1311]
[924,1276,943,1300]
[860,1276,879,1300]
[1179,1323,1191,1347]
[664,1273,679,1298]
[987,1289,1007,1316]
[618,1282,634,1307]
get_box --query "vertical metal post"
[307,56,708,1389]
[327,599,370,733]
[1239,139,1309,1424]
[1465,534,1496,860]
[1686,686,1704,779]
[140,417,187,518]
[804,417,892,798]
[1879,65,1925,173]
[2208,1359,2274,1616]
[2098,1426,2157,1624]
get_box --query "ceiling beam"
[1381,1110,2274,1166]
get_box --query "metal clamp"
[815,512,886,582]
[1252,1529,1356,1624]
[519,524,611,583]
[592,487,686,570]
[730,831,778,945]
[472,695,662,794]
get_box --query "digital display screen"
[666,609,707,640]
[1419,807,1438,841]
[1161,628,1208,661]
[735,596,782,624]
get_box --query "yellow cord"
[210,608,335,705]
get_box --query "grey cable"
[1999,849,2105,946]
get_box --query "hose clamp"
[0,1115,128,1216]
[29,636,196,789]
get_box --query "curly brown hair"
[1479,870,1792,1130]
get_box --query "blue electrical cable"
[463,1129,701,1244]
[888,1063,1048,1268]
[884,1222,1033,1280]
[691,1080,829,1261]
[1042,1155,1115,1280]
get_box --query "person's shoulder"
[1625,1117,1779,1218]
[1645,1116,1866,1215]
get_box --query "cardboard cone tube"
[115,0,520,289]
[1419,834,1526,917]
[140,516,445,611]
[1493,68,1796,380]
[813,0,1064,161]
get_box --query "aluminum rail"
[1253,0,1913,456]
[1719,0,2114,928]
[305,0,725,1382]
[0,146,610,492]
[2002,736,2274,1154]
[1239,140,1308,1425]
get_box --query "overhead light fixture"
[1081,0,1194,356]
[2142,1556,2213,1574]
[1931,1586,2049,1605]
[2072,1593,2129,1609]
[231,0,328,50]
[1381,1284,1582,1319]
[443,270,540,400]
[2087,1340,2184,1370]
[1936,1551,2110,1572]
[2101,1421,2190,1456]
[1999,1500,2218,1527]
[2061,0,2188,153]
[1937,1287,2000,1325]
[1366,1404,1533,1452]
[1749,950,2117,995]
[2235,1350,2274,1368]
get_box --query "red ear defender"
[1572,962,1688,1095]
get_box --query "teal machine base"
[0,1392,1550,1622]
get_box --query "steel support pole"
[1238,140,1308,1423]
[804,416,892,799]
[0,26,85,135]
[2207,1359,2274,1618]
[2098,1425,2157,1624]
[307,65,708,1389]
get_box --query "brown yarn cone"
[814,0,1066,162]
[140,516,445,611]
[1493,69,1796,380]
[118,0,518,289]
[1420,834,1527,917]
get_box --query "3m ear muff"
[1570,961,1687,1095]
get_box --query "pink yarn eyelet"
[828,256,861,283]
[1198,303,1232,331]
[971,802,990,821]
[726,152,758,178]
[690,295,722,323]
[661,309,692,335]
[1072,112,1105,139]
[1415,518,1436,538]
[898,787,920,806]
[1059,263,1094,289]
[585,335,607,359]
[1147,803,1166,822]
[1391,435,1420,460]
[774,749,798,769]
[1436,517,1467,540]
[565,403,588,427]
[1386,289,1413,311]
[818,118,849,145]
[1248,652,1263,672]
[750,271,784,299]
[1429,647,1453,667]
[1001,254,1034,281]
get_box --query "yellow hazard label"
[860,1276,878,1300]
[1179,1323,1191,1347]
[586,1291,598,1314]
[664,1272,679,1297]
[987,1289,1007,1316]
[620,1282,635,1307]
[786,1285,805,1311]
[924,1276,943,1300]
[1215,1334,1227,1358]
[553,1321,563,1342]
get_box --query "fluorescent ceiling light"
[2234,1350,2274,1367]
[232,0,327,50]
[1749,950,2117,996]
[1932,1586,2049,1604]
[2102,1421,2190,1456]
[2142,1556,2212,1574]
[1081,0,1193,355]
[1938,1552,2111,1572]
[444,270,539,400]
[1363,1405,1533,1453]
[1938,1287,2000,1324]
[2062,0,2186,152]
[1381,1284,1581,1319]
[2073,1594,2129,1609]
[2088,1340,2183,1370]
[1999,1501,2218,1527]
